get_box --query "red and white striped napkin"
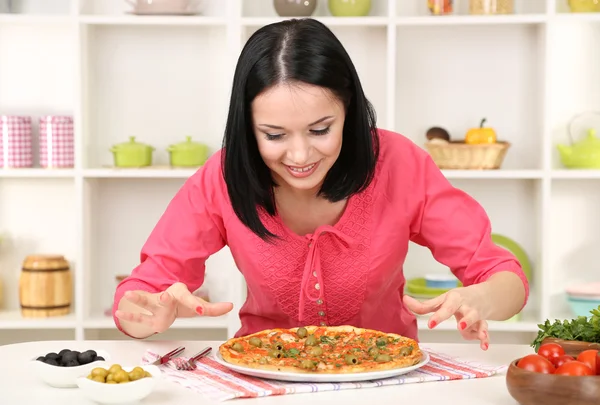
[142,346,506,402]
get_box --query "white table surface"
[0,340,528,404]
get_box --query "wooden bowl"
[541,337,600,357]
[506,359,600,405]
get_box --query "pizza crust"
[219,325,424,374]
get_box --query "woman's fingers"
[402,294,446,316]
[177,288,234,317]
[428,291,462,328]
[114,309,154,327]
[124,290,157,311]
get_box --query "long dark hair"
[222,18,379,240]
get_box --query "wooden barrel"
[19,255,72,317]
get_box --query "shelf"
[0,168,75,178]
[416,314,540,332]
[551,170,600,179]
[83,167,197,179]
[84,313,230,330]
[241,16,389,26]
[0,311,76,329]
[441,170,544,179]
[395,14,547,26]
[0,14,73,24]
[1,0,597,346]
[80,15,227,26]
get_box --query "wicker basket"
[425,141,511,170]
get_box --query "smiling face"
[252,82,345,195]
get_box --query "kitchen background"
[0,0,598,347]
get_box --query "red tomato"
[554,361,594,376]
[576,350,599,375]
[538,343,565,363]
[553,354,575,368]
[517,354,556,374]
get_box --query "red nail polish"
[459,321,467,330]
[196,306,204,315]
[429,320,437,329]
[484,343,489,350]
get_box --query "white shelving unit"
[0,0,598,346]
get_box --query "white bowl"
[30,349,111,388]
[76,365,161,404]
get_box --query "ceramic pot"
[166,136,209,167]
[328,0,371,16]
[568,0,600,12]
[273,0,317,17]
[109,136,154,168]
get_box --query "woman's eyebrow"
[257,115,334,130]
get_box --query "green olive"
[376,354,392,363]
[296,327,308,338]
[249,337,262,348]
[345,355,358,365]
[258,357,268,365]
[268,349,283,359]
[274,343,284,351]
[300,359,316,370]
[232,342,244,352]
[368,347,379,357]
[305,335,318,346]
[376,338,387,347]
[400,346,413,356]
[310,346,323,356]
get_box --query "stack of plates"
[565,282,600,317]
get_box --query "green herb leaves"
[531,305,600,351]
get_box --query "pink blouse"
[113,129,529,340]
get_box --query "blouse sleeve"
[112,152,227,333]
[409,152,529,309]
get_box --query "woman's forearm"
[477,271,527,321]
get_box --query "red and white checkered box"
[0,116,33,168]
[39,116,74,168]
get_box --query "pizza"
[218,325,423,374]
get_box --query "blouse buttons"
[318,311,325,317]
[316,299,323,305]
[315,283,320,290]
[320,321,327,326]
[313,271,317,277]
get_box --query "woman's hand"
[403,286,491,351]
[115,282,234,335]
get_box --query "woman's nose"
[287,135,310,165]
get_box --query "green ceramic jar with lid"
[109,136,155,168]
[167,136,209,167]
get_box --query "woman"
[113,19,528,351]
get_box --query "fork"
[176,347,212,371]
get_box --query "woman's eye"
[265,133,283,141]
[311,127,331,136]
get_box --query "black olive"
[78,352,95,365]
[94,356,105,361]
[36,356,45,362]
[58,349,71,357]
[65,359,80,367]
[44,358,59,366]
[45,352,59,360]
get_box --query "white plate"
[212,350,430,383]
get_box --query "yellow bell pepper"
[465,118,497,144]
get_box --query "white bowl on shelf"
[30,349,111,388]
[566,282,600,299]
[76,365,161,404]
